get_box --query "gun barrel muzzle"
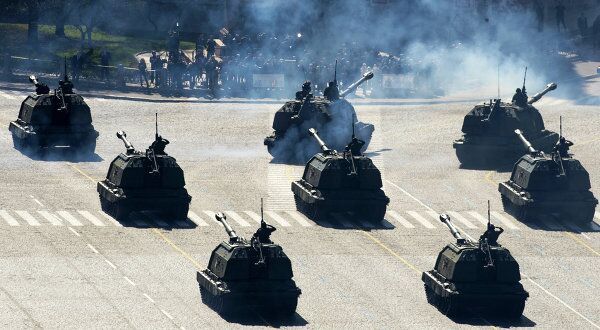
[514,129,536,154]
[216,212,239,242]
[439,214,464,241]
[340,71,374,98]
[308,128,331,153]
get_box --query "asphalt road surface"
[0,84,599,329]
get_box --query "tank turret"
[263,67,375,163]
[292,128,389,222]
[8,61,98,155]
[197,202,301,317]
[499,120,597,224]
[422,210,529,319]
[97,116,191,222]
[452,76,559,168]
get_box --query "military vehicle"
[9,62,98,154]
[499,127,597,224]
[292,127,389,222]
[97,115,191,221]
[264,67,375,163]
[422,211,529,319]
[453,69,559,166]
[197,208,301,317]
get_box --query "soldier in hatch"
[511,88,528,107]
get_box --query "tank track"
[294,195,323,221]
[99,196,130,221]
[502,195,596,225]
[200,286,297,318]
[425,284,525,319]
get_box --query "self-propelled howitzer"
[264,71,375,163]
[8,65,98,154]
[452,81,559,167]
[292,128,389,222]
[97,127,191,222]
[197,212,301,317]
[499,129,597,224]
[422,213,528,318]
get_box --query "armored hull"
[292,181,388,221]
[265,98,374,162]
[422,269,528,318]
[453,130,558,166]
[9,93,98,153]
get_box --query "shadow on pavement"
[115,211,198,230]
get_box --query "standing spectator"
[206,36,217,58]
[149,51,160,86]
[577,13,588,39]
[555,1,567,32]
[100,48,111,81]
[138,58,149,88]
[534,0,544,32]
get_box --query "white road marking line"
[57,211,83,226]
[265,211,291,227]
[37,211,64,226]
[97,211,123,227]
[285,211,313,227]
[0,210,20,226]
[161,309,174,320]
[446,211,478,229]
[77,211,105,226]
[15,211,40,226]
[105,259,116,269]
[29,195,44,207]
[123,276,136,286]
[0,91,16,100]
[244,211,262,224]
[143,293,155,303]
[331,213,354,228]
[187,211,208,226]
[467,211,489,226]
[224,211,251,227]
[407,211,435,229]
[490,211,520,230]
[68,227,80,237]
[385,180,435,212]
[87,244,99,254]
[386,210,415,228]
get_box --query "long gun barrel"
[340,71,374,98]
[439,214,467,244]
[215,212,239,243]
[527,82,557,104]
[308,128,332,154]
[514,129,537,154]
[116,131,136,154]
[29,75,50,94]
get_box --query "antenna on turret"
[155,112,158,140]
[260,198,264,225]
[559,115,563,139]
[522,66,528,95]
[497,63,500,99]
[334,59,337,85]
[487,200,491,228]
[64,57,68,81]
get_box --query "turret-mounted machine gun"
[422,204,528,319]
[55,58,74,111]
[197,199,300,317]
[499,119,597,224]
